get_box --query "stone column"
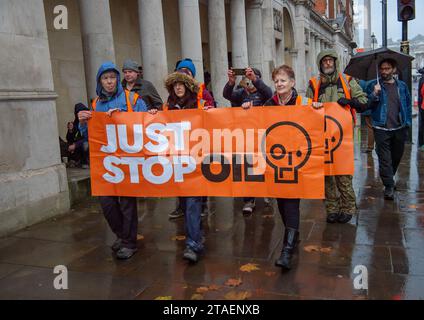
[310,33,317,76]
[79,0,116,101]
[178,0,204,83]
[208,0,229,107]
[315,36,321,55]
[138,0,168,99]
[261,0,275,84]
[246,0,263,72]
[293,3,308,93]
[0,0,69,236]
[363,0,372,50]
[231,0,249,68]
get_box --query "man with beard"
[307,50,368,224]
[365,59,412,200]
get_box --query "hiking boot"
[338,213,353,224]
[116,247,137,260]
[326,212,339,223]
[111,238,122,252]
[242,200,255,215]
[169,207,184,219]
[384,186,394,200]
[183,247,198,263]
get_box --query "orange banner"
[88,105,328,199]
[324,103,354,176]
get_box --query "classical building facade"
[0,0,355,235]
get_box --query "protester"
[163,71,212,263]
[242,64,320,270]
[121,59,163,111]
[78,61,148,260]
[306,49,368,224]
[365,58,412,200]
[223,67,273,215]
[66,103,89,168]
[168,58,216,219]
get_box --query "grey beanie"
[122,59,139,72]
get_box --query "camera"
[232,68,247,76]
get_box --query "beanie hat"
[122,59,140,72]
[176,58,196,78]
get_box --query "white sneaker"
[242,200,255,215]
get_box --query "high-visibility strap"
[91,97,99,111]
[124,90,137,112]
[197,83,206,109]
[339,73,352,99]
[295,95,312,106]
[309,77,321,102]
[339,73,356,123]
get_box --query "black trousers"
[99,196,138,249]
[374,127,407,188]
[277,198,300,230]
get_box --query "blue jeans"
[183,197,204,253]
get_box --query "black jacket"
[223,78,273,107]
[263,89,300,106]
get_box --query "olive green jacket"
[306,49,368,104]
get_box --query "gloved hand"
[337,98,351,107]
[338,97,368,112]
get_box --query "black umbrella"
[344,47,414,81]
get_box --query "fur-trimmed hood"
[165,72,199,94]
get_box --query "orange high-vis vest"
[295,95,312,106]
[197,83,206,109]
[91,90,139,112]
[309,73,356,121]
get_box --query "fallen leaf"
[208,284,221,291]
[225,278,242,287]
[364,186,372,189]
[224,290,252,300]
[366,196,376,200]
[265,271,276,277]
[154,296,172,300]
[196,286,210,293]
[137,234,144,240]
[240,263,260,272]
[191,293,204,300]
[303,245,321,253]
[171,235,186,241]
[320,247,333,254]
[337,275,343,278]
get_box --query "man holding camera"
[223,67,273,215]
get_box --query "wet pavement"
[1,119,424,300]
